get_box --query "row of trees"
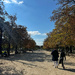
[43,0,75,53]
[0,0,36,56]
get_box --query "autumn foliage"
[43,0,75,49]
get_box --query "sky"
[3,0,59,46]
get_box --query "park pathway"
[0,49,75,75]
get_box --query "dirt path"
[0,50,75,75]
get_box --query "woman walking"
[59,49,66,69]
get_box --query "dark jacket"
[51,50,59,61]
[59,51,66,64]
[60,51,65,60]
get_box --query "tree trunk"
[7,42,10,56]
[66,46,69,55]
[0,28,2,56]
[15,45,18,54]
[70,46,72,53]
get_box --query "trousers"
[54,61,58,67]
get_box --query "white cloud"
[35,39,44,46]
[28,31,46,36]
[12,0,24,4]
[28,31,47,46]
[36,41,43,46]
[18,1,23,4]
[28,31,41,36]
[4,0,24,4]
[11,0,17,3]
[4,0,11,3]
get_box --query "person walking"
[59,49,66,69]
[51,49,59,68]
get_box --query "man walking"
[51,49,59,68]
[59,49,66,69]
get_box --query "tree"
[25,38,36,49]
[51,0,75,44]
[0,0,36,56]
[0,0,8,56]
[48,0,75,51]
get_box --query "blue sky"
[4,0,59,46]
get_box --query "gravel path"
[0,50,75,75]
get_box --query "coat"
[51,50,59,61]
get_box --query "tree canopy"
[0,0,36,56]
[43,0,75,49]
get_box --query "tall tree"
[0,0,6,56]
[50,0,75,47]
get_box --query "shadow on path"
[65,62,75,66]
[58,68,75,73]
[0,50,75,75]
[1,50,52,62]
[0,67,24,75]
[0,50,51,75]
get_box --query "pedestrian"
[51,49,59,68]
[59,49,66,69]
